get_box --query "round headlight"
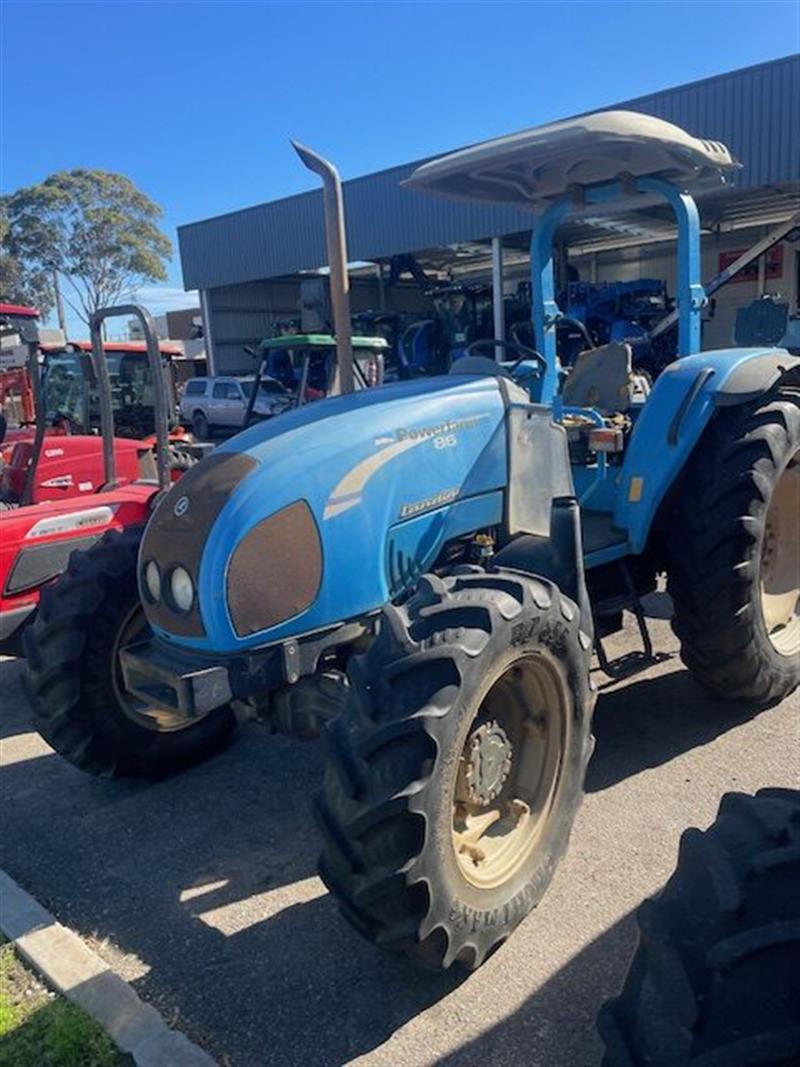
[144,560,161,602]
[169,566,194,612]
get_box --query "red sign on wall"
[718,244,784,282]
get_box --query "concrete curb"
[0,869,216,1066]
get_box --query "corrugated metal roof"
[180,55,800,291]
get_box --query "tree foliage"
[0,202,53,313]
[2,170,172,325]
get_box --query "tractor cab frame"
[37,338,183,442]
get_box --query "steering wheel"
[464,338,548,376]
[51,411,80,434]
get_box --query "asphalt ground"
[1,598,798,1067]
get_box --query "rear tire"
[23,526,235,778]
[668,383,799,705]
[600,788,800,1066]
[316,567,595,970]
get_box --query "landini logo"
[399,487,459,518]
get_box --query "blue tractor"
[26,112,799,970]
[559,278,673,369]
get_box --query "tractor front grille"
[140,451,258,637]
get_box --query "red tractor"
[0,306,194,507]
[0,307,36,430]
[0,304,191,656]
[0,304,43,450]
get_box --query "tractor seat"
[561,342,644,414]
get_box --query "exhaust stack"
[291,140,355,395]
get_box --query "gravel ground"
[1,602,797,1067]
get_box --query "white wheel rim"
[451,655,567,891]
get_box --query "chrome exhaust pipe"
[291,140,355,395]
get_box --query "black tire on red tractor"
[315,566,595,971]
[23,525,235,779]
[668,382,799,705]
[599,788,800,1067]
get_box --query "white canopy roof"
[405,110,739,210]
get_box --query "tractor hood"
[138,374,509,654]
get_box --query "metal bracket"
[593,561,656,680]
[689,283,708,310]
[282,640,300,685]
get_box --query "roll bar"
[291,140,355,394]
[89,305,170,492]
[528,176,706,401]
[8,314,44,508]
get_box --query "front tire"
[668,383,799,705]
[316,567,595,970]
[600,789,800,1066]
[23,526,235,778]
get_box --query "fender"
[615,347,800,553]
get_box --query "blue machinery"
[531,176,705,401]
[122,110,798,657]
[27,109,799,977]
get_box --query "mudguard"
[615,346,799,553]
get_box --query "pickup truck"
[179,375,291,439]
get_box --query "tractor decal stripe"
[323,437,421,519]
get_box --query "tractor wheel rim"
[760,449,800,656]
[112,605,200,732]
[451,654,567,891]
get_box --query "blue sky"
[2,1,798,332]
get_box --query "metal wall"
[589,225,799,350]
[207,276,432,375]
[180,56,800,292]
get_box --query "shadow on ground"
[0,649,464,1065]
[438,912,635,1067]
[587,665,763,793]
[0,640,774,1066]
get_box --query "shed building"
[178,55,800,375]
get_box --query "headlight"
[144,560,161,602]
[169,566,194,612]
